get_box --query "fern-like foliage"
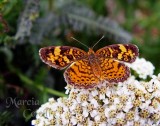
[57,0,132,42]
[16,0,132,44]
[14,0,40,43]
[0,111,13,126]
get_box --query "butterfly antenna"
[71,37,89,49]
[92,35,104,49]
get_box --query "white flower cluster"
[126,57,155,79]
[32,74,160,126]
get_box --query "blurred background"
[0,0,160,125]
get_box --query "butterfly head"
[88,48,96,59]
[88,48,95,54]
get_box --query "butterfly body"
[87,48,102,79]
[39,44,139,89]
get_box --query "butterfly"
[39,42,138,89]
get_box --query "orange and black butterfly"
[39,38,139,89]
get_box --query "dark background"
[0,0,160,125]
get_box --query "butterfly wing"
[99,58,130,83]
[96,44,139,63]
[39,46,87,69]
[64,59,100,88]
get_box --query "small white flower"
[116,85,129,95]
[153,90,160,97]
[134,80,146,92]
[109,105,117,111]
[139,118,146,125]
[108,118,116,125]
[94,115,100,121]
[105,87,112,97]
[123,101,133,112]
[71,116,77,125]
[90,109,98,117]
[69,101,77,112]
[117,112,125,119]
[103,98,109,104]
[99,122,107,126]
[158,73,160,80]
[61,113,70,125]
[90,98,99,108]
[82,108,89,117]
[147,106,155,113]
[125,121,134,126]
[134,114,140,121]
[113,97,120,104]
[104,107,110,118]
[140,100,151,109]
[91,89,98,97]
[88,120,94,125]
[99,93,105,99]
[126,57,155,79]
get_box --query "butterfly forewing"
[96,44,139,63]
[39,46,87,69]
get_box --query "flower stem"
[8,65,67,97]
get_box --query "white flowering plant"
[32,57,160,126]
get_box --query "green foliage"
[0,0,160,125]
[0,111,13,126]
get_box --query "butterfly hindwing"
[39,46,87,69]
[98,58,130,83]
[64,59,100,88]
